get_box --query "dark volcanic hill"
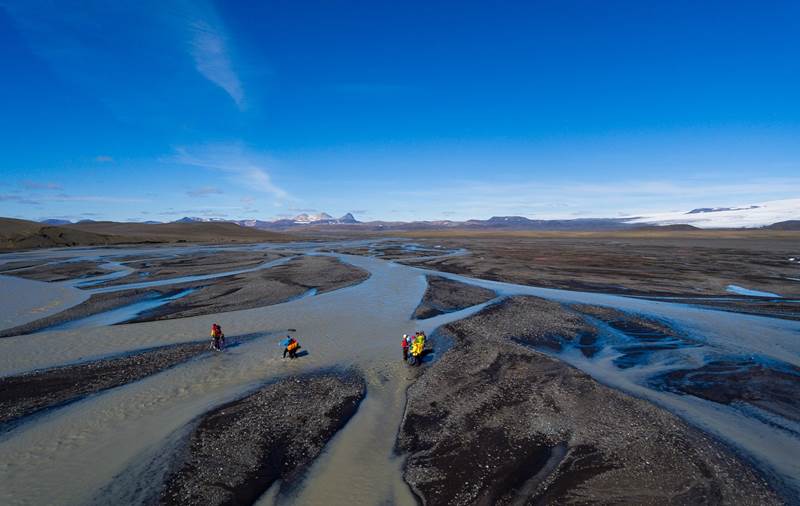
[0,217,119,251]
[765,220,800,231]
[633,224,701,231]
[0,218,293,251]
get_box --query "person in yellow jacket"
[409,331,426,364]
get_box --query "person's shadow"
[295,350,309,358]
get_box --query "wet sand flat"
[0,255,370,337]
[0,341,211,428]
[0,275,89,330]
[398,296,781,505]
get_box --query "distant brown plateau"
[0,218,295,251]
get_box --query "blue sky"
[1,0,798,222]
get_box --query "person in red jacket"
[210,323,225,351]
[401,334,410,361]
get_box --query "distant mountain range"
[172,212,361,229]
[35,199,800,231]
[686,205,760,214]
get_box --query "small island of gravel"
[0,340,222,428]
[412,275,496,319]
[397,296,780,505]
[156,372,366,505]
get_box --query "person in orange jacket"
[283,336,301,359]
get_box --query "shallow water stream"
[0,241,799,504]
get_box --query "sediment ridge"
[397,296,781,505]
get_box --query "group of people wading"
[209,323,302,359]
[402,331,427,366]
[211,323,425,365]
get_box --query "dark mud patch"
[156,372,366,505]
[412,275,496,319]
[0,341,215,429]
[654,358,800,423]
[1,260,110,282]
[397,296,781,505]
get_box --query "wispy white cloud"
[186,7,244,108]
[4,1,247,116]
[94,155,114,163]
[48,194,148,203]
[173,144,290,200]
[21,180,62,190]
[0,194,41,205]
[186,186,223,198]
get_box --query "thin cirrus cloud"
[5,1,246,114]
[48,194,148,204]
[0,194,41,205]
[21,180,62,190]
[186,186,223,198]
[173,144,290,201]
[185,5,244,109]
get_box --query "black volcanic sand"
[397,296,780,505]
[654,358,800,423]
[468,296,599,355]
[1,260,111,282]
[93,250,287,288]
[400,236,800,306]
[0,340,216,428]
[0,255,369,337]
[570,304,698,368]
[156,372,365,505]
[412,275,497,319]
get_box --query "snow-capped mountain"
[292,212,333,224]
[625,199,800,228]
[174,217,229,223]
[171,212,360,228]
